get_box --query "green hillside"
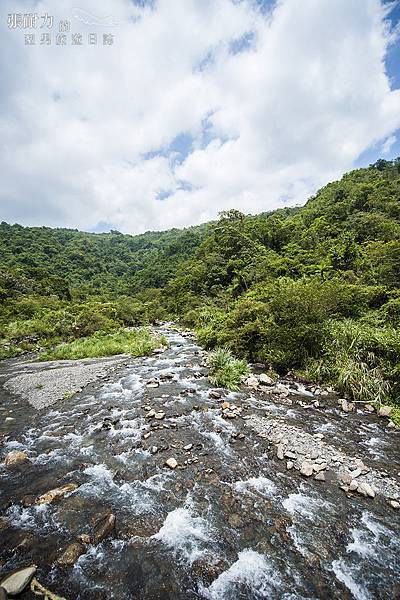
[1,158,399,412]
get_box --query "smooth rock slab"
[0,565,37,595]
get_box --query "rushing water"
[0,326,399,599]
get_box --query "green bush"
[206,347,249,390]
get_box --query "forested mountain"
[1,158,399,413]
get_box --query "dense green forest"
[1,158,399,414]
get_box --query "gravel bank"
[3,355,129,409]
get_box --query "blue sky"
[0,0,399,234]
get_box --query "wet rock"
[209,390,221,399]
[93,513,116,544]
[300,461,314,477]
[349,480,359,491]
[146,410,156,418]
[57,541,86,566]
[146,379,159,388]
[340,399,355,413]
[21,494,36,508]
[36,483,78,505]
[165,457,178,469]
[259,374,274,385]
[228,513,243,528]
[143,432,151,439]
[78,534,91,545]
[313,463,327,473]
[378,405,392,417]
[4,450,28,467]
[364,404,375,413]
[184,444,193,451]
[314,472,325,481]
[389,500,399,509]
[286,461,294,470]
[357,482,375,498]
[221,401,230,409]
[154,412,165,420]
[0,565,37,595]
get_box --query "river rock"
[276,444,284,460]
[146,379,159,388]
[245,375,259,388]
[165,457,178,469]
[349,480,359,491]
[209,391,221,399]
[154,412,165,420]
[184,444,193,451]
[286,461,294,470]
[4,450,28,467]
[259,374,274,385]
[341,399,355,413]
[389,500,400,509]
[357,482,375,498]
[364,404,375,412]
[22,494,36,507]
[340,472,352,485]
[377,405,392,417]
[300,461,313,477]
[57,541,86,566]
[93,513,116,544]
[36,483,78,505]
[0,565,37,595]
[314,472,325,481]
[349,468,362,478]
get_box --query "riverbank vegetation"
[1,159,399,408]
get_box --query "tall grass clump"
[307,319,399,405]
[206,347,249,391]
[40,328,166,361]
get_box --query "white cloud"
[0,0,399,233]
[381,134,397,154]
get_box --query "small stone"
[184,444,193,451]
[259,374,274,385]
[5,417,14,422]
[154,412,165,420]
[314,433,324,440]
[313,463,327,473]
[349,480,358,491]
[78,534,91,545]
[57,541,86,566]
[165,457,178,469]
[389,500,399,509]
[93,513,116,544]
[276,444,284,460]
[300,461,313,477]
[143,432,151,439]
[146,379,159,388]
[378,405,392,417]
[314,472,325,481]
[209,391,221,399]
[21,494,36,507]
[221,402,230,409]
[340,473,352,485]
[36,483,78,505]
[146,410,156,418]
[341,399,355,413]
[284,450,297,459]
[150,446,158,454]
[4,450,28,467]
[286,461,294,470]
[357,482,375,498]
[364,404,375,413]
[349,468,362,479]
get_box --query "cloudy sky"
[1,0,400,234]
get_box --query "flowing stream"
[0,325,399,599]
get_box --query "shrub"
[206,347,249,391]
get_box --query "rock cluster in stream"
[245,415,400,504]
